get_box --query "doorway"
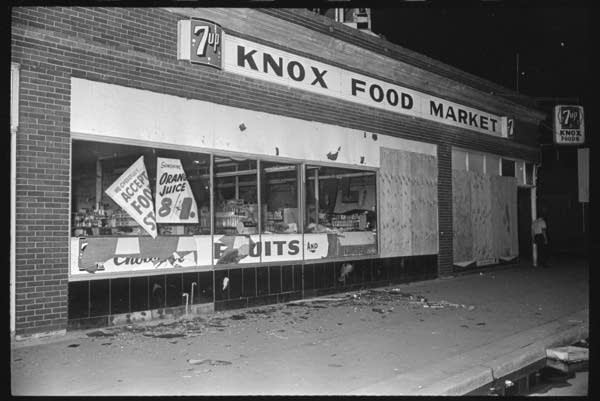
[517,187,532,261]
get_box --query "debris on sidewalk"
[86,330,116,337]
[143,332,186,339]
[68,283,480,346]
[268,332,288,340]
[188,359,232,366]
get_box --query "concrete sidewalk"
[10,258,589,396]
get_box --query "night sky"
[369,4,591,101]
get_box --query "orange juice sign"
[155,158,198,223]
[105,156,157,238]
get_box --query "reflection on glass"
[305,166,376,232]
[305,165,377,258]
[70,140,211,237]
[261,161,299,234]
[213,157,258,236]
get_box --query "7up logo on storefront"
[177,18,222,69]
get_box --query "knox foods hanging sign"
[105,156,157,238]
[554,105,585,145]
[177,18,509,137]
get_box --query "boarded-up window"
[452,149,467,171]
[468,153,484,173]
[486,154,500,176]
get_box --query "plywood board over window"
[470,172,494,261]
[410,152,438,255]
[380,147,438,257]
[452,170,518,265]
[490,175,518,258]
[452,170,473,262]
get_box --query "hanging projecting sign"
[554,105,585,145]
[155,158,199,223]
[105,156,157,238]
[177,18,222,68]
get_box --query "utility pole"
[515,52,520,93]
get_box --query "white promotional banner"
[105,156,157,238]
[155,157,199,223]
[259,234,303,263]
[70,236,214,278]
[303,234,330,260]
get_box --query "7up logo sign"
[177,18,222,69]
[554,105,585,145]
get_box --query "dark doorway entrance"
[517,187,532,261]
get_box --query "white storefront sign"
[221,35,507,137]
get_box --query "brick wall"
[12,38,71,335]
[11,7,539,334]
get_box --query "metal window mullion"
[235,165,239,199]
[257,159,262,265]
[376,168,381,256]
[298,164,304,235]
[210,154,215,302]
[314,169,319,225]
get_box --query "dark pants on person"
[534,234,547,267]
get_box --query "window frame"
[69,135,381,280]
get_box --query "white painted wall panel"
[71,78,437,166]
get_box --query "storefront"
[11,7,546,337]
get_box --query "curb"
[348,308,588,395]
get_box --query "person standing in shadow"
[532,214,549,267]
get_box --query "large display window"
[261,161,300,234]
[212,157,259,265]
[70,139,379,279]
[71,140,211,237]
[305,165,378,258]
